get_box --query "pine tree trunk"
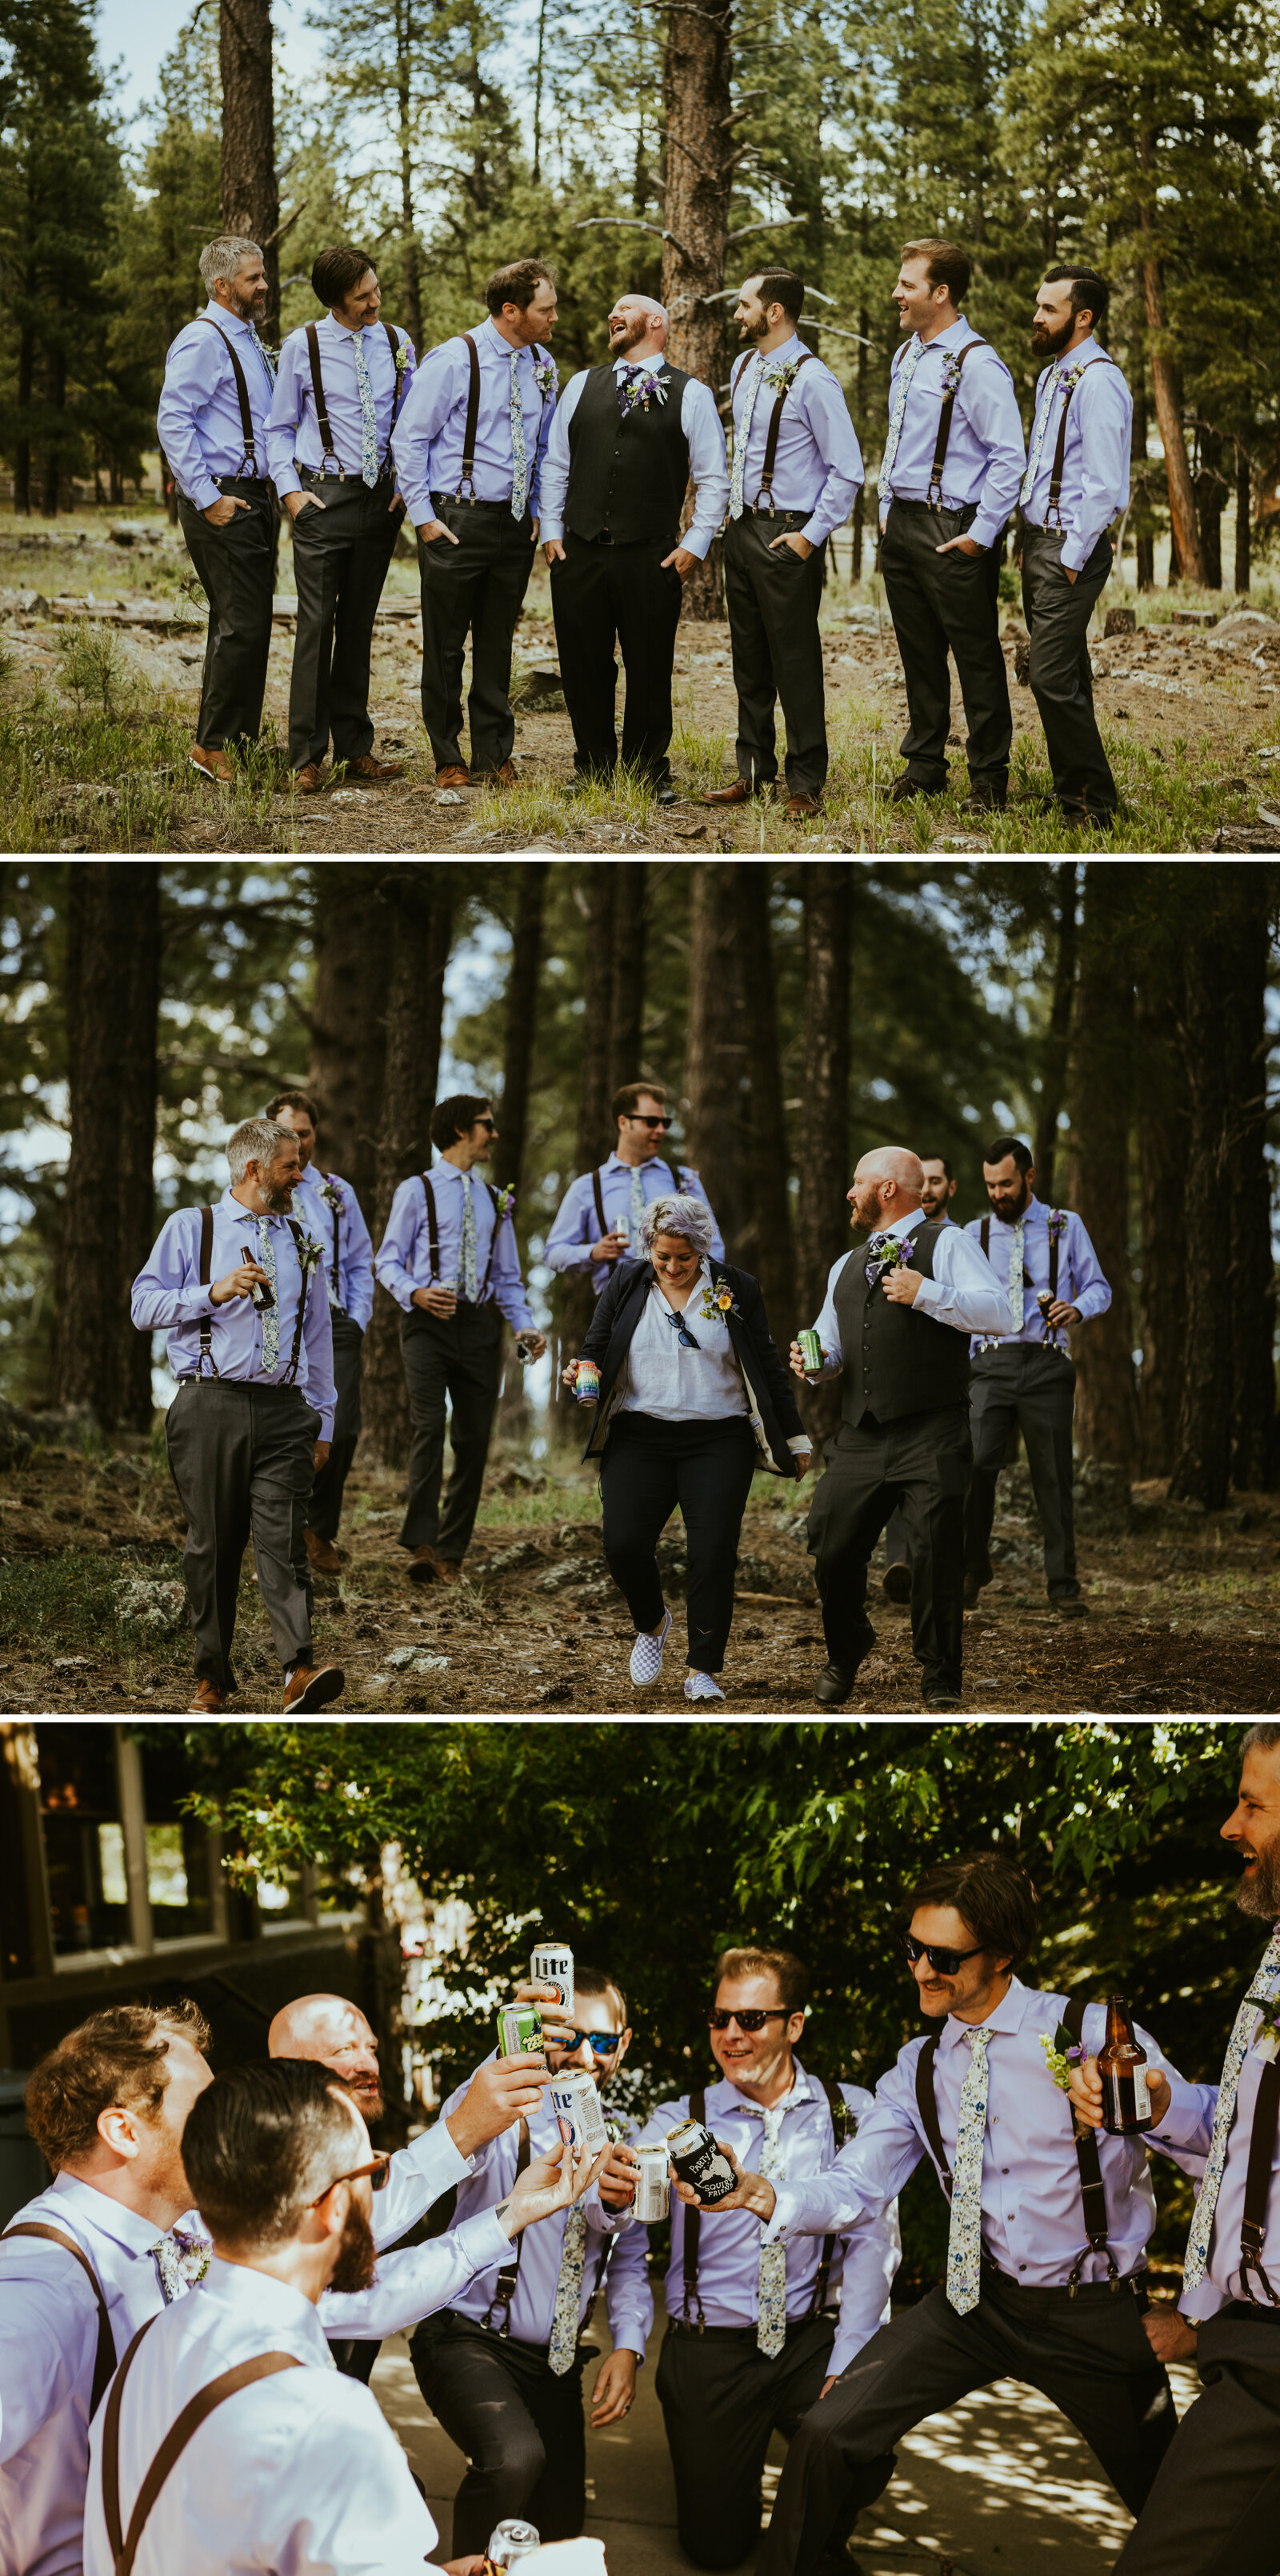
[1134,904,1189,1480]
[551,864,616,1439]
[307,862,386,1208]
[660,0,732,621]
[1195,428,1224,589]
[1031,860,1078,1203]
[219,0,279,342]
[607,863,648,1098]
[116,864,161,1434]
[1169,875,1232,1507]
[54,866,126,1429]
[738,864,794,1331]
[397,5,422,352]
[493,862,547,1201]
[1067,862,1138,1470]
[1235,444,1251,594]
[796,865,850,1447]
[685,860,750,1258]
[362,868,452,1469]
[1138,187,1205,585]
[1224,872,1276,1490]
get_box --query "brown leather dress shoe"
[188,1678,226,1713]
[346,754,405,782]
[304,1526,342,1576]
[699,779,769,807]
[190,744,234,785]
[486,759,520,789]
[406,1542,461,1585]
[282,1662,346,1712]
[887,772,942,802]
[436,763,470,788]
[784,792,822,818]
[293,762,322,794]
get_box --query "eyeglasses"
[709,2008,790,2033]
[555,2030,625,2058]
[902,1936,985,1977]
[313,2153,390,2202]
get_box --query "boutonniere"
[533,354,558,399]
[940,349,969,398]
[1047,1210,1068,1241]
[698,1273,741,1324]
[393,340,412,378]
[295,1232,326,1277]
[494,1185,517,1222]
[1040,2018,1089,2092]
[618,366,669,419]
[760,357,803,396]
[1250,1990,1280,2064]
[865,1232,914,1285]
[319,1182,343,1215]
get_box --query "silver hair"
[199,235,262,291]
[639,1194,715,1258]
[227,1118,294,1183]
[1242,1724,1280,1755]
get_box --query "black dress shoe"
[887,773,943,802]
[814,1660,861,1706]
[961,786,1007,814]
[963,1565,992,1609]
[923,1690,962,1710]
[881,1562,912,1604]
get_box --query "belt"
[982,2266,1148,2312]
[666,2311,836,2343]
[430,491,518,512]
[887,493,974,514]
[298,466,390,487]
[175,1375,304,1396]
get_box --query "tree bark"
[551,864,616,1439]
[116,865,161,1434]
[660,0,732,620]
[796,866,850,1446]
[1134,901,1189,1480]
[1066,862,1138,1471]
[1031,861,1078,1204]
[219,0,279,343]
[307,863,386,1214]
[493,862,548,1202]
[361,868,452,1469]
[1235,442,1251,594]
[54,866,126,1429]
[1138,181,1205,585]
[1194,426,1224,590]
[1169,873,1233,1508]
[737,863,794,1331]
[685,860,750,1260]
[607,863,648,1099]
[1223,870,1276,1490]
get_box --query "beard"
[330,2197,377,2294]
[1236,1836,1280,1920]
[262,1178,296,1212]
[1031,314,1075,356]
[334,2069,384,2124]
[610,317,648,355]
[738,311,769,342]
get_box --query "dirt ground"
[2,1422,1277,1717]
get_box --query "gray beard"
[1236,1840,1280,1919]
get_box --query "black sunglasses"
[709,2008,790,2032]
[475,1116,497,1131]
[662,1307,702,1351]
[629,1114,670,1128]
[902,1935,985,1976]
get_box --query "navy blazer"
[577,1258,806,1476]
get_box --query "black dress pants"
[758,2276,1177,2576]
[418,495,536,774]
[806,1405,970,1697]
[410,2309,589,2557]
[1116,2306,1280,2576]
[655,2314,879,2573]
[177,478,277,750]
[287,473,402,768]
[879,498,1011,793]
[550,527,684,783]
[965,1342,1079,1597]
[723,511,829,798]
[599,1412,759,1672]
[164,1379,318,1689]
[399,1303,502,1560]
[1022,525,1118,818]
[306,1310,363,1542]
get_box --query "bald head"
[608,292,670,362]
[268,1994,382,2122]
[847,1146,926,1234]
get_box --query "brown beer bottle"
[1097,1994,1154,2136]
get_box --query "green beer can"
[798,1328,823,1372]
[497,2002,546,2062]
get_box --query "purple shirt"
[962,1197,1111,1354]
[293,1167,375,1330]
[374,1163,534,1330]
[1147,1933,1280,2321]
[130,1188,337,1442]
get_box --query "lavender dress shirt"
[374,1163,534,1330]
[130,1188,337,1442]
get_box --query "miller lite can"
[574,1358,600,1403]
[550,2067,610,2154]
[634,2139,672,2222]
[798,1326,822,1373]
[496,2002,546,2063]
[530,1941,574,2014]
[486,2519,540,2570]
[666,2118,738,2205]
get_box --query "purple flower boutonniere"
[494,1185,517,1222]
[618,366,669,420]
[296,1232,325,1278]
[320,1182,343,1216]
[866,1232,914,1286]
[1048,1209,1067,1241]
[533,355,558,402]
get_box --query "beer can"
[574,1358,600,1403]
[515,1336,534,1362]
[550,2067,610,2154]
[486,2519,540,2570]
[798,1326,822,1373]
[530,1941,574,2014]
[666,2118,738,2205]
[496,2002,546,2063]
[634,2139,671,2222]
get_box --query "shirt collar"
[705,2058,817,2118]
[204,298,254,341]
[938,1974,1033,2053]
[50,2170,186,2258]
[1050,334,1099,375]
[982,1197,1047,1230]
[910,314,970,359]
[200,2253,334,2357]
[606,1150,666,1173]
[481,316,528,366]
[613,351,665,374]
[759,332,806,367]
[882,1206,924,1239]
[220,1185,289,1228]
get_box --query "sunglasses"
[314,2153,390,2202]
[902,1936,985,1976]
[708,2008,790,2032]
[662,1307,702,1350]
[476,1117,497,1132]
[629,1114,670,1129]
[556,2030,625,2057]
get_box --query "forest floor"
[3,506,1280,856]
[2,1417,1277,1717]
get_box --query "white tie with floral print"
[510,352,530,520]
[354,334,379,487]
[1182,1929,1280,2294]
[150,2226,210,2304]
[1019,362,1066,506]
[1007,1218,1026,1326]
[756,2096,790,2354]
[547,2201,589,2374]
[878,338,927,499]
[729,356,765,519]
[256,1217,280,1370]
[456,1171,479,1302]
[946,2026,991,2315]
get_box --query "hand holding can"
[574,1358,601,1404]
[798,1326,823,1374]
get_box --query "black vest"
[565,362,693,542]
[834,1222,971,1426]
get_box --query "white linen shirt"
[806,1206,1010,1372]
[1021,338,1133,574]
[628,2062,899,2378]
[618,1258,750,1424]
[538,360,730,558]
[83,2256,438,2576]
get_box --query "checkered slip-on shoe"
[685,1671,725,1702]
[629,1608,672,1688]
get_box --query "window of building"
[139,1737,213,1941]
[35,1729,130,1954]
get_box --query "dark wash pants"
[287,471,402,768]
[306,1309,363,1541]
[758,2276,1177,2576]
[1022,524,1118,817]
[807,1404,970,1697]
[879,497,1011,791]
[550,527,684,783]
[965,1341,1079,1596]
[599,1411,759,1672]
[723,510,829,798]
[1116,2306,1280,2576]
[410,2309,589,2556]
[655,2313,878,2573]
[177,478,277,750]
[418,494,536,774]
[399,1302,502,1559]
[165,1378,317,1689]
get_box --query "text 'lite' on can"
[486,2518,540,2570]
[634,2140,671,2222]
[574,1358,601,1403]
[666,2118,739,2205]
[550,2068,610,2154]
[798,1326,822,1372]
[530,1941,574,2013]
[496,2002,545,2063]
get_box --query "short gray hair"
[199,235,262,291]
[1242,1725,1280,1755]
[639,1194,715,1258]
[227,1118,294,1183]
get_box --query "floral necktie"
[456,1172,479,1302]
[729,356,765,519]
[150,2226,210,2304]
[1019,362,1065,507]
[250,327,276,390]
[756,2098,789,2354]
[878,338,927,498]
[946,2026,990,2315]
[1007,1218,1026,1326]
[548,2202,589,2374]
[510,352,529,520]
[256,1218,280,1370]
[354,335,379,487]
[1182,1930,1280,2294]
[629,1165,647,1238]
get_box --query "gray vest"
[834,1222,971,1426]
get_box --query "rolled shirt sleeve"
[966,354,1028,551]
[681,382,730,558]
[1062,1212,1112,1320]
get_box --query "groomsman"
[392,259,559,787]
[546,1079,724,1297]
[962,1134,1111,1614]
[540,293,729,802]
[130,1117,342,1715]
[157,237,278,784]
[374,1094,546,1583]
[882,1152,958,1600]
[265,1090,374,1574]
[878,239,1026,813]
[703,272,862,819]
[267,246,414,792]
[1019,268,1132,830]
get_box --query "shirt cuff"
[1060,526,1106,574]
[762,2182,801,2245]
[912,1275,942,1314]
[540,514,564,542]
[457,2206,516,2272]
[274,461,302,498]
[968,514,1002,551]
[800,515,830,548]
[431,2120,476,2186]
[786,1434,812,1453]
[184,472,222,513]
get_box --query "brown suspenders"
[1239,2049,1280,2306]
[1044,357,1115,530]
[455,333,482,500]
[101,2315,302,2576]
[0,2223,117,2414]
[678,2079,855,2331]
[979,1213,1062,1301]
[926,339,987,509]
[194,1209,309,1382]
[731,352,817,516]
[482,2118,532,2331]
[303,319,406,478]
[421,1174,505,1300]
[194,318,259,477]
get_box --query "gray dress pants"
[399,1303,502,1559]
[306,1310,363,1541]
[1022,526,1118,819]
[165,1378,317,1689]
[1115,2306,1280,2576]
[879,498,1011,794]
[965,1342,1079,1597]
